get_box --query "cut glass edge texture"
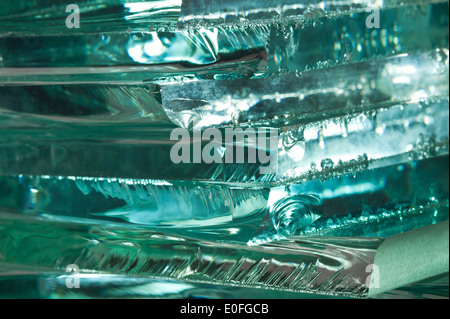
[0,0,448,299]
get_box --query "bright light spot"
[125,1,181,13]
[411,90,429,101]
[392,76,411,84]
[322,122,343,137]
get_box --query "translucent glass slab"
[1,0,443,33]
[265,3,448,75]
[0,155,447,246]
[161,50,449,129]
[0,0,182,35]
[276,98,449,184]
[1,270,446,299]
[0,176,270,230]
[251,155,449,244]
[1,97,447,184]
[1,49,448,130]
[1,2,447,84]
[0,25,268,84]
[0,85,170,125]
[0,0,448,300]
[0,212,383,298]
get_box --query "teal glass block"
[0,0,448,300]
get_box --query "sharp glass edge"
[0,0,446,33]
[1,95,448,184]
